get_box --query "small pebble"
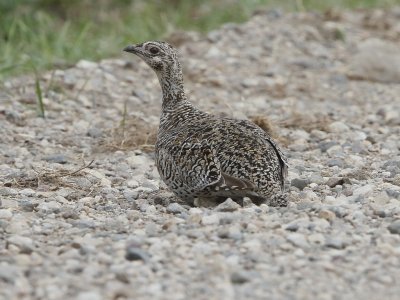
[318,210,336,222]
[166,202,186,214]
[325,237,346,249]
[291,177,310,190]
[287,233,309,248]
[201,214,220,225]
[125,247,149,262]
[7,235,34,254]
[230,270,251,284]
[387,220,400,235]
[214,198,241,212]
[43,154,68,164]
[0,209,12,220]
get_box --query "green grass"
[34,71,46,118]
[1,0,400,79]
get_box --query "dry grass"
[249,114,290,146]
[250,115,279,138]
[280,111,331,132]
[5,160,96,192]
[98,116,157,152]
[250,111,332,147]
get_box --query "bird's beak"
[123,44,138,54]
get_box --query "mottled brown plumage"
[124,41,288,206]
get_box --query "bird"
[123,41,288,207]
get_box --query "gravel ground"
[1,8,400,300]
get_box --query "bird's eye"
[149,47,159,55]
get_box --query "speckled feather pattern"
[124,41,288,206]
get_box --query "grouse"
[123,41,288,206]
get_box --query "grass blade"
[35,75,45,118]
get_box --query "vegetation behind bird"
[1,0,399,79]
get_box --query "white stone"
[201,214,220,225]
[353,184,374,196]
[308,233,325,244]
[310,129,328,139]
[127,154,151,169]
[127,179,140,188]
[76,291,102,300]
[303,190,319,202]
[189,207,203,215]
[290,129,310,140]
[326,145,343,156]
[350,131,367,141]
[328,121,349,133]
[242,239,262,252]
[76,60,98,69]
[205,46,222,58]
[346,155,365,168]
[0,209,12,220]
[287,233,309,248]
[0,187,18,196]
[19,188,36,196]
[8,235,33,250]
[37,201,61,213]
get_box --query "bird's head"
[123,41,179,75]
[123,41,185,103]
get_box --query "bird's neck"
[157,65,188,110]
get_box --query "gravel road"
[1,8,400,300]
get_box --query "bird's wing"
[206,171,267,204]
[156,129,220,192]
[170,140,221,190]
[166,140,259,194]
[217,172,256,190]
[236,119,288,182]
